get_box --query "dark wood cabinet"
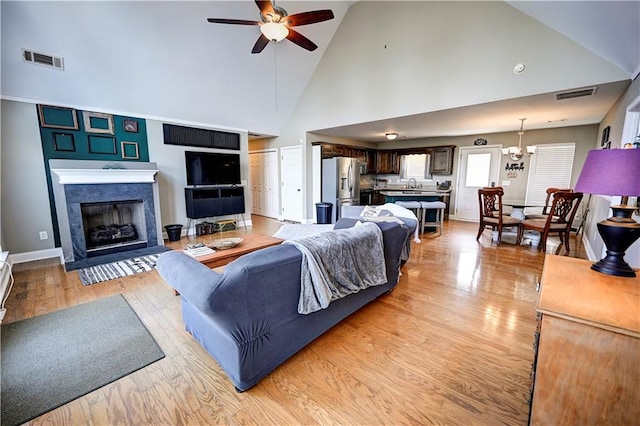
[530,256,640,424]
[376,151,400,174]
[430,146,454,175]
[316,142,454,176]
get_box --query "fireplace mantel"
[52,168,158,184]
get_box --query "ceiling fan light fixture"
[385,132,399,141]
[260,22,289,42]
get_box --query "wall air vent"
[555,87,597,100]
[22,48,64,71]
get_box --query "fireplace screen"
[81,200,147,251]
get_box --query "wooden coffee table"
[193,233,283,269]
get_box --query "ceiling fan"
[207,1,334,54]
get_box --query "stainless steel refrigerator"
[322,157,360,223]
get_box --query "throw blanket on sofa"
[283,222,387,315]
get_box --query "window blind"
[525,143,575,212]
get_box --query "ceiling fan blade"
[207,18,259,26]
[252,34,270,54]
[286,29,318,51]
[255,0,275,16]
[286,10,334,26]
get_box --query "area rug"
[78,253,162,285]
[0,294,165,426]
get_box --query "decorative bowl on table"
[209,237,243,250]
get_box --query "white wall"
[0,1,350,138]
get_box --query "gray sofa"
[156,219,410,391]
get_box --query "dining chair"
[517,191,583,254]
[525,187,573,220]
[476,187,522,244]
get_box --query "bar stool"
[394,201,423,230]
[420,201,446,236]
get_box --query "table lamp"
[574,148,640,277]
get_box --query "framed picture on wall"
[83,111,114,134]
[123,119,138,133]
[38,105,79,130]
[52,132,76,152]
[601,126,611,148]
[88,135,117,154]
[121,141,140,159]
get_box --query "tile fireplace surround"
[49,159,163,270]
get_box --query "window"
[525,143,575,212]
[401,154,431,180]
[465,153,492,187]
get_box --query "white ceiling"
[314,1,640,142]
[1,1,638,142]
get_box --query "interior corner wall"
[0,100,57,254]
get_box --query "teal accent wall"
[37,104,150,246]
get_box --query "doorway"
[455,145,503,222]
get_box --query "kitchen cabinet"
[376,151,400,174]
[372,191,385,205]
[430,146,455,175]
[530,255,640,424]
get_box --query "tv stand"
[185,187,245,219]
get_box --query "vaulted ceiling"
[1,1,638,142]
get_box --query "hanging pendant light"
[502,118,536,161]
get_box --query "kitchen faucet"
[407,178,417,189]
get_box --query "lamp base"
[593,215,640,278]
[591,255,636,278]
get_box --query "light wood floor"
[4,217,588,425]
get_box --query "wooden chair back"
[546,191,583,229]
[522,190,583,254]
[478,187,504,220]
[542,188,573,215]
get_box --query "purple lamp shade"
[575,149,640,196]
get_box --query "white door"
[249,151,279,218]
[263,151,279,218]
[455,145,503,222]
[249,152,263,215]
[281,146,304,222]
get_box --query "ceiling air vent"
[555,87,597,100]
[22,48,64,71]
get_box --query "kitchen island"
[380,190,452,220]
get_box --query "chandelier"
[502,118,536,161]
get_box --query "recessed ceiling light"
[513,63,526,74]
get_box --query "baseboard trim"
[9,248,63,265]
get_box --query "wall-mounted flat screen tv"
[185,151,241,186]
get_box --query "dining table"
[499,200,544,246]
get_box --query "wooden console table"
[530,255,640,424]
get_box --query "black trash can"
[164,224,183,242]
[315,202,333,224]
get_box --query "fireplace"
[49,160,163,270]
[81,200,146,256]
